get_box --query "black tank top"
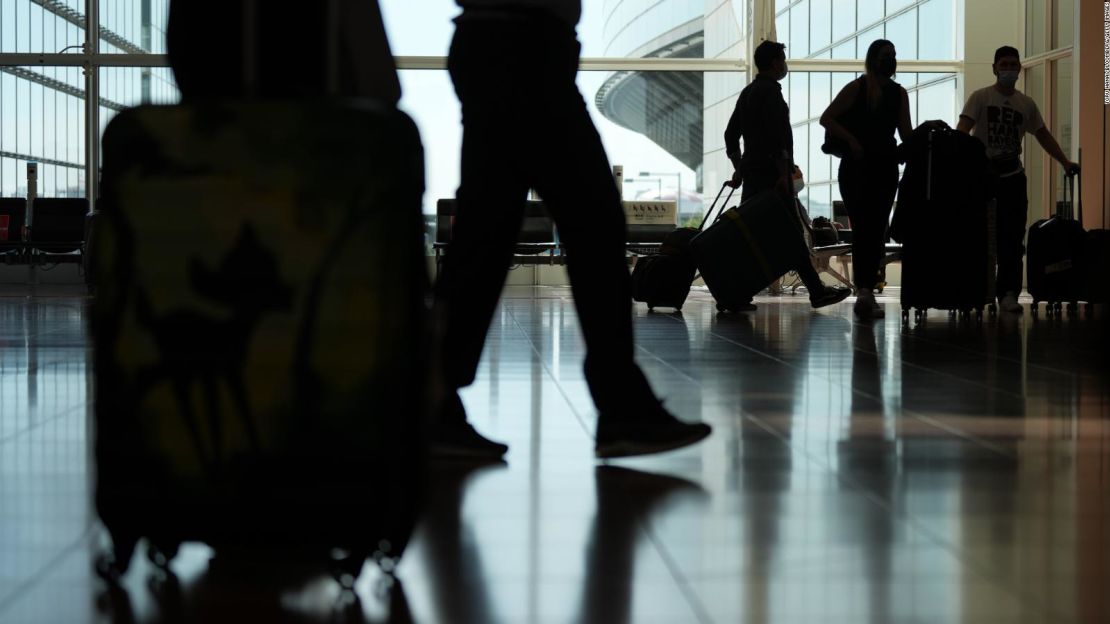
[844,76,902,161]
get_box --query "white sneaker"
[999,292,1022,314]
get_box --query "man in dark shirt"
[722,40,850,311]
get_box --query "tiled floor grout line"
[661,306,1017,458]
[839,303,1094,379]
[641,521,716,624]
[639,311,1074,621]
[739,412,1069,623]
[501,302,594,442]
[0,528,93,620]
[503,299,719,622]
[0,402,89,446]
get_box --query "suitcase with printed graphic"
[92,101,427,584]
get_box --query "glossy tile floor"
[1,285,1107,623]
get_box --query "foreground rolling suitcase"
[92,101,427,583]
[690,189,800,313]
[896,127,996,323]
[631,183,735,311]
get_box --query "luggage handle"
[1061,158,1080,223]
[698,181,737,232]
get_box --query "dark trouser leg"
[532,89,655,414]
[994,172,1028,296]
[839,159,897,291]
[435,30,530,400]
[445,16,656,416]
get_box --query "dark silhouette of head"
[754,40,787,78]
[864,39,897,78]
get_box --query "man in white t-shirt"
[957,46,1079,313]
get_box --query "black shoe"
[717,301,757,313]
[595,405,712,459]
[430,393,509,460]
[430,421,509,461]
[810,286,852,309]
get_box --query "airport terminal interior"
[1,1,1109,623]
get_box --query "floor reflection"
[577,466,707,624]
[2,289,1108,623]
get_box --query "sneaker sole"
[595,427,712,459]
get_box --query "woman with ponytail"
[820,40,913,320]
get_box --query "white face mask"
[793,176,805,194]
[997,70,1019,88]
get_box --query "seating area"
[0,197,90,269]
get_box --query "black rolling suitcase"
[1027,166,1085,317]
[897,127,995,323]
[689,187,800,313]
[92,101,427,584]
[631,183,735,311]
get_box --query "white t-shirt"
[960,86,1045,172]
[457,0,580,26]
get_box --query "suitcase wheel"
[901,309,909,325]
[95,531,139,584]
[330,550,370,591]
[95,551,127,585]
[147,541,179,570]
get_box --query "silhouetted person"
[433,0,712,460]
[821,39,913,320]
[957,46,1078,314]
[724,40,851,312]
[167,0,400,102]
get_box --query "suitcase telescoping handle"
[698,182,737,231]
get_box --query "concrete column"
[961,0,1023,103]
[1077,0,1107,229]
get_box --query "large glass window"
[1026,0,1048,56]
[1052,0,1073,50]
[2,1,171,200]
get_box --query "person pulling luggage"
[723,40,851,312]
[957,45,1079,314]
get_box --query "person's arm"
[766,94,794,195]
[1034,126,1080,173]
[723,98,744,187]
[956,90,978,134]
[820,79,863,159]
[897,86,913,143]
